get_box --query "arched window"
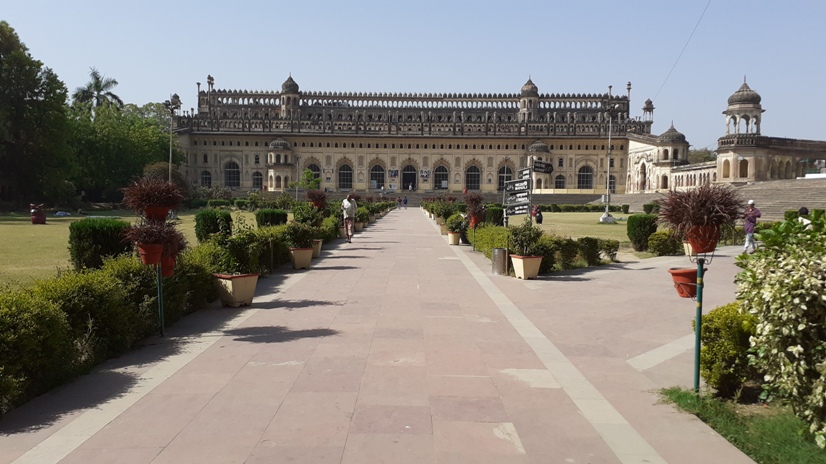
[722,160,731,178]
[202,154,208,164]
[252,172,263,189]
[224,161,240,188]
[338,164,353,189]
[609,175,616,193]
[739,159,749,178]
[660,175,668,190]
[555,175,566,189]
[497,166,512,191]
[307,163,321,180]
[201,171,212,187]
[434,166,449,189]
[370,165,385,189]
[465,166,481,190]
[254,154,260,164]
[663,149,670,160]
[577,166,593,189]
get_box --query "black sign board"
[505,191,530,205]
[505,179,531,193]
[532,160,554,174]
[518,168,531,180]
[506,203,531,216]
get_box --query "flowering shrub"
[736,216,826,447]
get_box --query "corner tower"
[724,79,764,135]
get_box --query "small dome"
[268,137,291,150]
[281,76,299,94]
[643,98,654,111]
[727,82,761,105]
[659,124,686,143]
[521,78,539,98]
[527,140,550,153]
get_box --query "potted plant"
[212,227,262,307]
[657,184,742,254]
[355,206,369,232]
[508,216,544,280]
[160,228,187,277]
[306,189,327,209]
[285,221,315,269]
[121,177,183,221]
[123,221,169,265]
[464,192,486,229]
[445,213,467,246]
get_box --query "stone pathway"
[0,207,754,463]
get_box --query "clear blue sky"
[5,0,825,151]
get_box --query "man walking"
[341,194,357,243]
[403,196,408,209]
[743,199,761,254]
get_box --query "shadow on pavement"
[223,326,338,343]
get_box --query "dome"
[527,140,550,153]
[521,78,539,98]
[268,137,291,150]
[727,82,761,105]
[281,76,299,94]
[642,98,654,111]
[659,124,686,144]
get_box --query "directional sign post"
[505,178,531,193]
[505,203,531,216]
[532,160,554,175]
[518,168,531,180]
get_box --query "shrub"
[784,210,799,221]
[554,237,579,269]
[195,209,232,243]
[33,271,135,364]
[68,218,132,270]
[533,235,558,273]
[446,213,467,233]
[693,301,759,398]
[627,214,658,251]
[466,224,510,259]
[250,225,291,273]
[642,203,659,214]
[207,199,232,208]
[255,208,287,227]
[273,192,294,210]
[647,231,683,256]
[98,255,158,337]
[738,215,826,447]
[120,177,183,211]
[317,216,339,243]
[509,217,543,256]
[577,237,601,266]
[598,239,619,262]
[292,202,323,225]
[0,290,74,415]
[621,204,630,214]
[234,199,249,210]
[356,206,370,223]
[485,206,504,226]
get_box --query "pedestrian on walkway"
[743,199,761,254]
[341,194,357,243]
[397,197,402,210]
[403,196,408,209]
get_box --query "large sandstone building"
[173,77,826,196]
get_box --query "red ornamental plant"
[657,184,742,253]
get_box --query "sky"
[4,0,825,151]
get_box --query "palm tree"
[73,67,123,108]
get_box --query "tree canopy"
[688,148,717,164]
[72,67,123,109]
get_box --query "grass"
[661,387,826,464]
[0,209,259,288]
[509,212,634,245]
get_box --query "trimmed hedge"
[194,209,232,243]
[68,217,132,270]
[485,206,504,226]
[207,199,231,208]
[694,302,758,398]
[256,208,288,227]
[647,231,683,256]
[627,214,659,251]
[642,203,660,214]
[577,237,601,266]
[598,239,619,262]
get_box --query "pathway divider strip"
[450,245,667,464]
[627,333,695,372]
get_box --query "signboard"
[518,168,531,180]
[504,179,531,193]
[506,203,531,216]
[505,191,530,205]
[532,160,554,174]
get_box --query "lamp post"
[163,94,182,183]
[599,101,618,224]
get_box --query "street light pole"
[163,94,182,183]
[600,99,617,224]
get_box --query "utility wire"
[652,0,712,102]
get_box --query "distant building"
[174,76,658,194]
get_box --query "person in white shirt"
[798,206,812,230]
[341,194,357,243]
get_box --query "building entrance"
[402,165,416,190]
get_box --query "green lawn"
[511,212,634,244]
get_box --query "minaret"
[519,78,539,123]
[280,75,300,119]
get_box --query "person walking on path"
[397,197,402,210]
[341,194,357,243]
[743,199,761,254]
[403,196,408,209]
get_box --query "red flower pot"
[144,206,170,222]
[469,213,485,228]
[160,254,176,277]
[685,225,720,254]
[138,243,163,265]
[668,267,707,299]
[311,199,325,209]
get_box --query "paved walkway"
[0,208,754,464]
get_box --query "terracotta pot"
[469,213,485,228]
[685,225,720,254]
[138,243,163,265]
[668,267,707,299]
[160,254,176,277]
[144,205,170,222]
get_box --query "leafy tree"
[288,168,321,190]
[688,148,716,164]
[143,162,190,200]
[72,67,123,110]
[0,21,74,207]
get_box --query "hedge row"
[538,204,627,213]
